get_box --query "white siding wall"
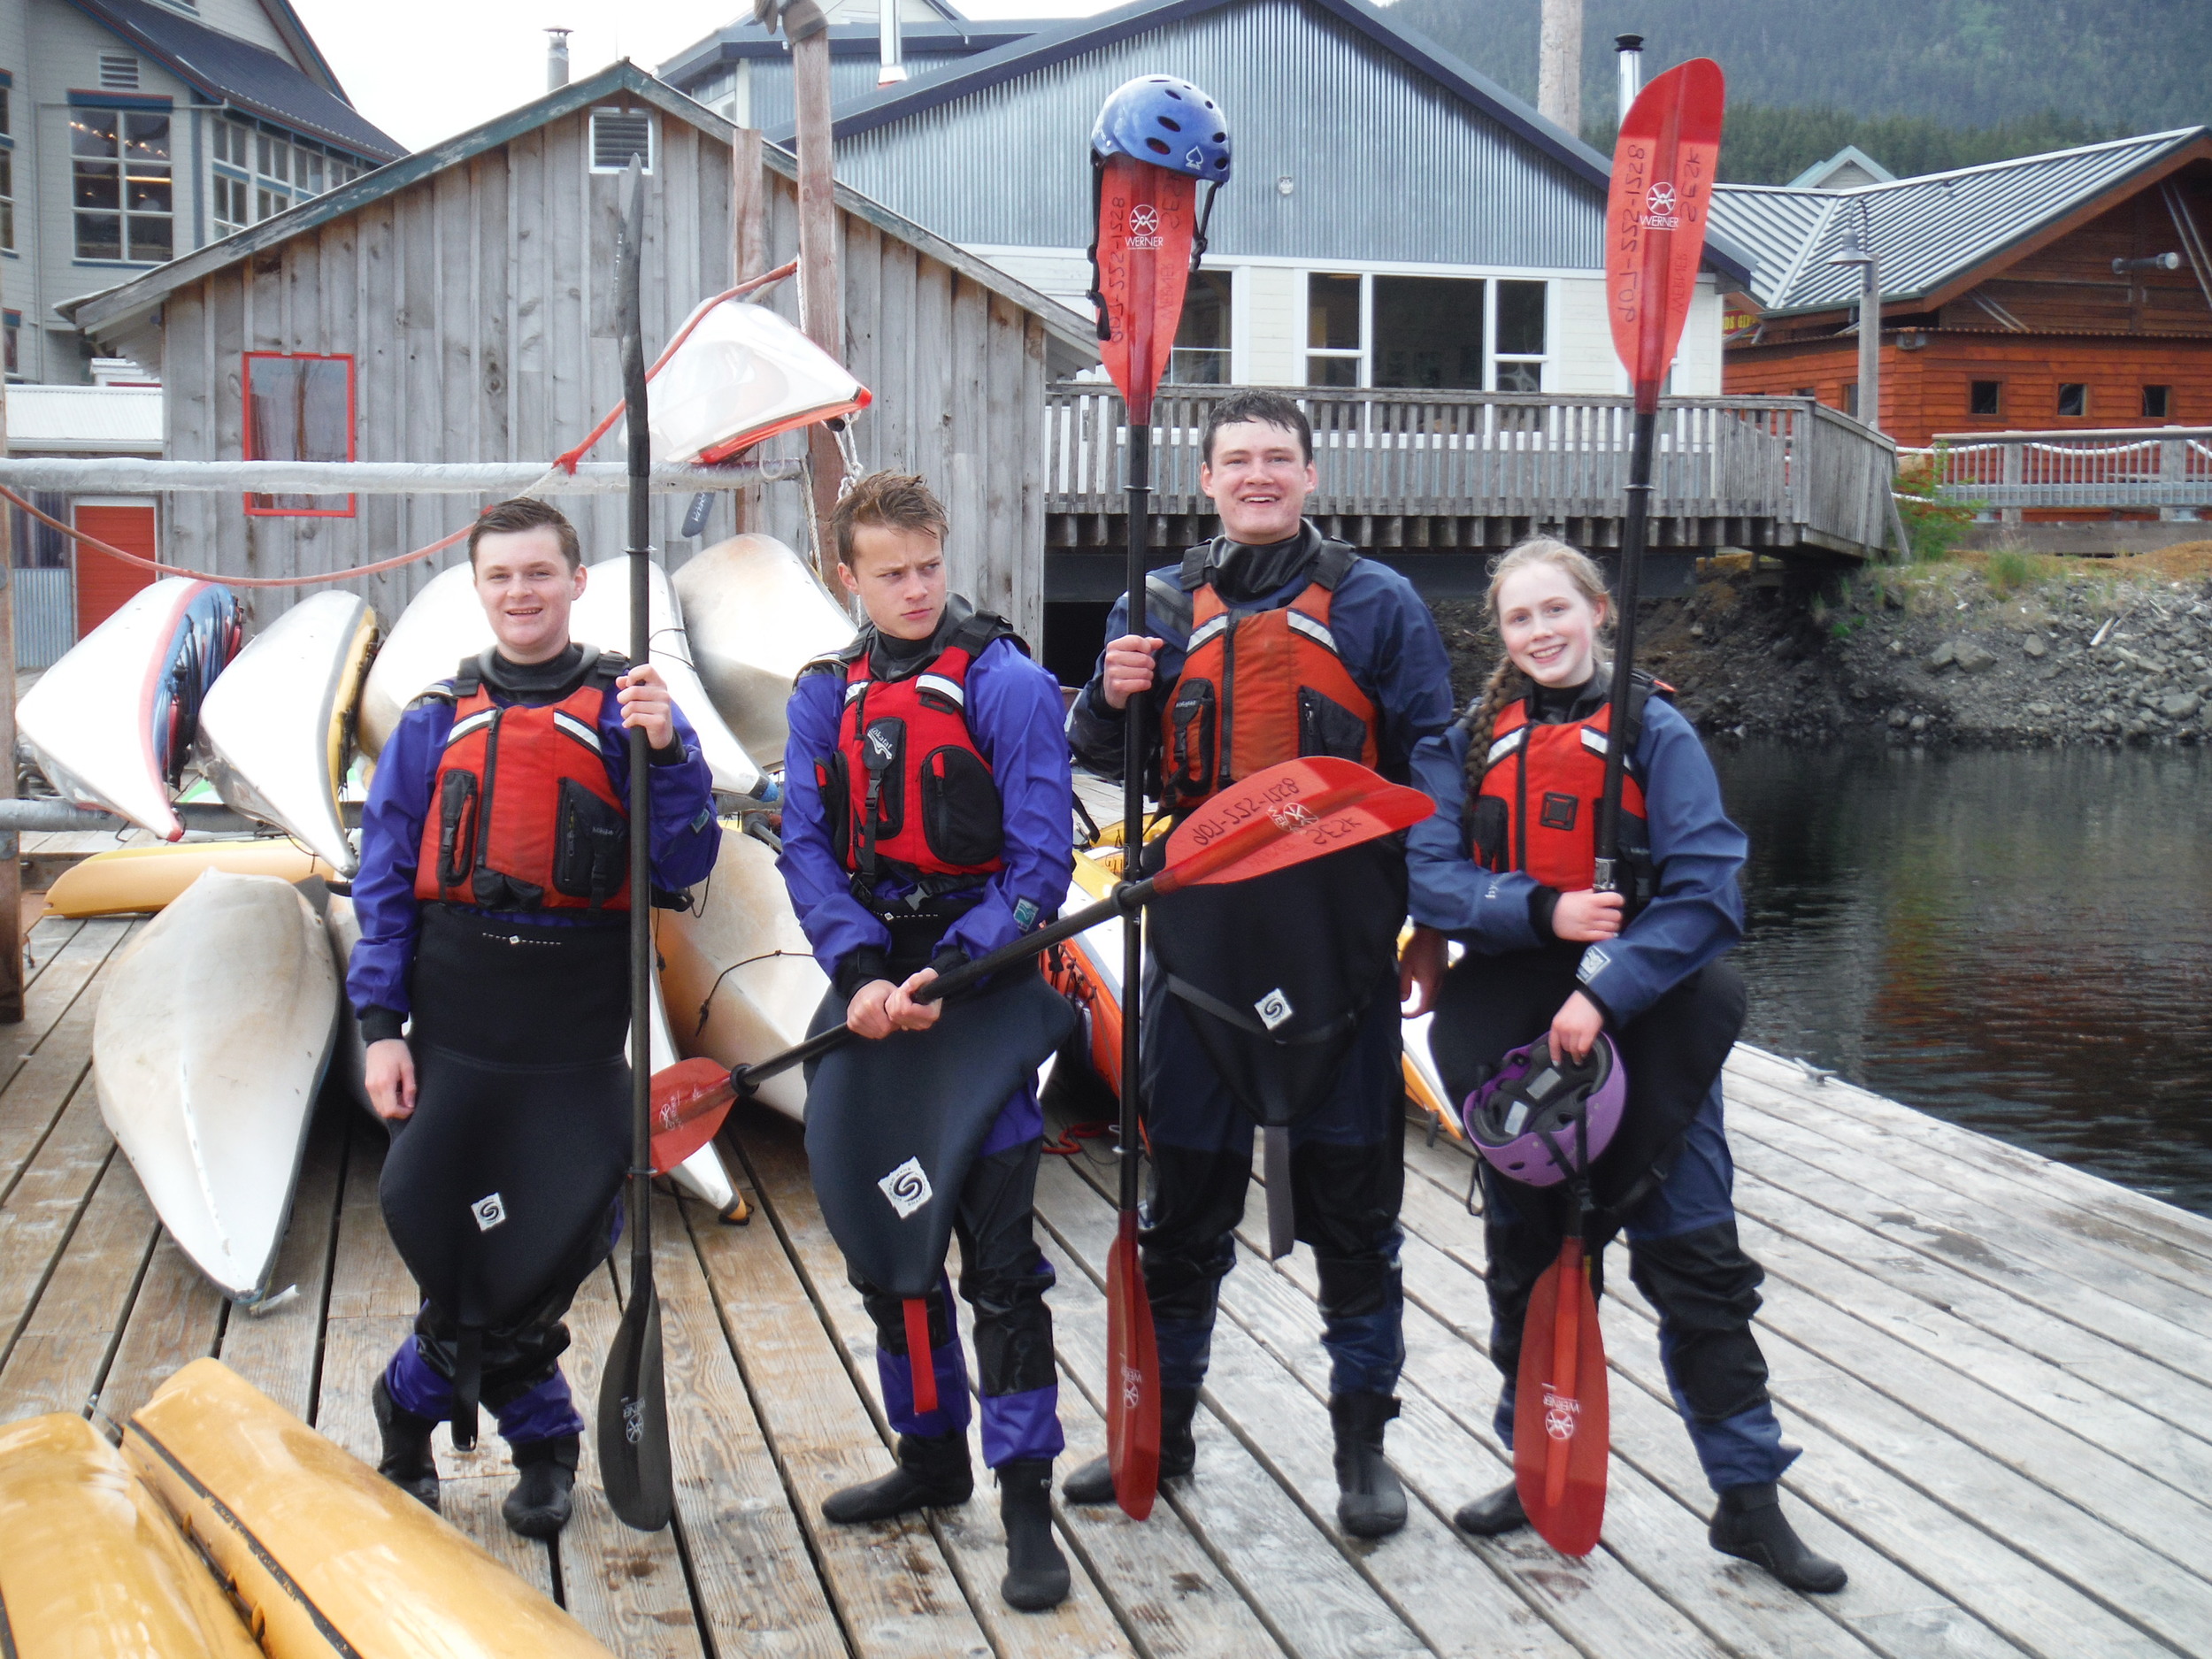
[1240,263,1302,383]
[189,0,297,56]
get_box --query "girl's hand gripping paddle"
[1513,1236,1609,1555]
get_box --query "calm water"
[1710,741,2212,1215]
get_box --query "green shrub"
[1893,453,1979,564]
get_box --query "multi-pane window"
[3,311,18,378]
[1493,280,1548,392]
[1307,273,1362,387]
[243,352,356,517]
[0,149,14,252]
[213,118,350,237]
[1168,271,1232,385]
[1305,272,1548,391]
[72,108,172,262]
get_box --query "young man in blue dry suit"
[779,472,1077,1611]
[351,496,718,1540]
[1064,389,1456,1538]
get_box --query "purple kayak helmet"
[1461,1034,1627,1187]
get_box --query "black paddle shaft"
[1594,407,1658,893]
[1119,418,1152,1212]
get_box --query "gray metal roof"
[62,60,1097,363]
[1714,128,2212,316]
[62,0,403,160]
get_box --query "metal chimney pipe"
[878,0,906,85]
[547,27,572,91]
[1537,0,1582,134]
[1616,34,1643,125]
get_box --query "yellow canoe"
[0,1411,262,1656]
[123,1359,611,1659]
[43,841,341,918]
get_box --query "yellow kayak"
[43,841,341,918]
[123,1359,611,1659]
[0,1411,261,1656]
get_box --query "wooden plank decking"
[4,911,2210,1657]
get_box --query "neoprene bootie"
[997,1459,1071,1610]
[1330,1393,1407,1538]
[1061,1386,1200,1504]
[1453,1480,1529,1537]
[503,1434,579,1539]
[1709,1483,1848,1593]
[372,1377,440,1512]
[820,1431,974,1524]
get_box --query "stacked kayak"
[671,533,856,762]
[645,298,870,466]
[44,840,342,919]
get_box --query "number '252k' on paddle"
[1513,56,1726,1562]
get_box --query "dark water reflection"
[1711,741,2212,1215]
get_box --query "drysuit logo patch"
[1578,946,1612,984]
[1255,988,1294,1031]
[471,1193,507,1233]
[879,1157,933,1218]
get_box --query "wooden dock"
[4,910,2212,1657]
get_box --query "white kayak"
[645,298,870,467]
[672,534,856,764]
[319,886,371,1114]
[19,576,242,841]
[94,870,340,1302]
[657,822,826,1124]
[356,563,480,762]
[195,592,379,876]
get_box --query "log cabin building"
[1713,128,2212,446]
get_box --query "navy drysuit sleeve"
[778,667,893,989]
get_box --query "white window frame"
[1303,269,1549,393]
[1491,278,1550,394]
[588,108,657,175]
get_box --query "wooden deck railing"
[1045,385,1899,557]
[1909,427,2212,513]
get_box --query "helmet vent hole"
[1157,116,1183,131]
[1145,137,1171,155]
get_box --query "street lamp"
[1829,224,1880,434]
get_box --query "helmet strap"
[1192,179,1223,272]
[1084,156,1111,343]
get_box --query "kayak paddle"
[598,157,675,1534]
[1509,56,1725,1562]
[644,757,1434,1173]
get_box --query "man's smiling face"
[472,526,585,664]
[1200,419,1317,545]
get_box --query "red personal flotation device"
[1157,541,1381,816]
[1464,677,1669,896]
[810,611,1021,894]
[414,650,633,912]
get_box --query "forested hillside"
[1386,0,2209,181]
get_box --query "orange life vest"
[1465,679,1667,895]
[414,652,632,912]
[1157,542,1380,816]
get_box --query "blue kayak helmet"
[1090,74,1232,182]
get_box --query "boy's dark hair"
[1201,389,1313,466]
[831,472,949,567]
[468,497,582,569]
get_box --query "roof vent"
[98,53,140,90]
[589,110,655,175]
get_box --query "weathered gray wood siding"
[158,109,1055,643]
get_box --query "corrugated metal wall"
[155,107,1058,644]
[834,0,1608,270]
[714,51,979,136]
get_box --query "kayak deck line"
[6,902,2212,1656]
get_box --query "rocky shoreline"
[1433,544,2212,749]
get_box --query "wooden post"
[1538,0,1583,134]
[731,125,766,535]
[792,21,844,573]
[0,379,22,1022]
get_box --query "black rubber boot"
[502,1434,579,1539]
[1710,1483,1848,1594]
[1330,1393,1408,1539]
[820,1432,974,1524]
[372,1376,440,1513]
[1453,1480,1529,1537]
[1062,1386,1200,1504]
[997,1459,1071,1610]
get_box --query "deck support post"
[731,124,767,535]
[793,19,843,576]
[0,379,21,1022]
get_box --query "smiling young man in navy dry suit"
[349,496,717,1540]
[1063,389,1455,1539]
[778,472,1078,1611]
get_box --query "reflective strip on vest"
[1580,726,1609,757]
[446,708,495,748]
[552,710,603,752]
[1487,727,1525,766]
[1187,613,1230,653]
[917,672,965,707]
[1284,608,1339,652]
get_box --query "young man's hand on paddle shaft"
[365,1038,417,1121]
[1098,635,1164,710]
[845,969,945,1039]
[615,663,676,750]
[1553,890,1624,941]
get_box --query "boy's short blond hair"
[830,472,948,567]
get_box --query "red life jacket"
[810,611,1020,892]
[1157,541,1380,816]
[1464,677,1669,895]
[414,651,633,912]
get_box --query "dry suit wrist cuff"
[647,735,687,766]
[926,944,970,979]
[1527,887,1562,941]
[834,948,893,1002]
[359,1007,405,1045]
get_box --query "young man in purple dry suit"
[778,472,1077,1611]
[349,496,717,1540]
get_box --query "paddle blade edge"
[597,1280,674,1532]
[1513,1245,1609,1556]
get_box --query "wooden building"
[1713,129,2212,448]
[58,60,1095,644]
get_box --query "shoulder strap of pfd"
[453,652,487,697]
[587,649,627,688]
[1310,540,1358,590]
[798,634,871,681]
[1144,571,1193,641]
[942,610,1025,665]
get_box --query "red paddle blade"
[1514,1240,1609,1555]
[1106,1210,1162,1518]
[1094,155,1196,422]
[1606,58,1725,413]
[1160,757,1434,890]
[649,1057,737,1175]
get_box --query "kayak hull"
[356,562,482,762]
[94,870,339,1301]
[45,840,342,918]
[648,955,745,1217]
[671,534,856,763]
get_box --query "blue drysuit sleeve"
[777,669,893,987]
[1405,721,1548,954]
[347,698,449,1020]
[593,687,720,892]
[938,639,1076,965]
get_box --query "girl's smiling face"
[1496,560,1609,688]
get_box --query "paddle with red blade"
[1507,57,1726,1562]
[643,757,1433,1175]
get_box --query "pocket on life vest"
[553,777,629,906]
[1470,793,1509,868]
[1297,686,1370,762]
[1166,679,1217,802]
[435,770,479,891]
[921,746,1005,867]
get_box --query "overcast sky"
[290,0,1118,153]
